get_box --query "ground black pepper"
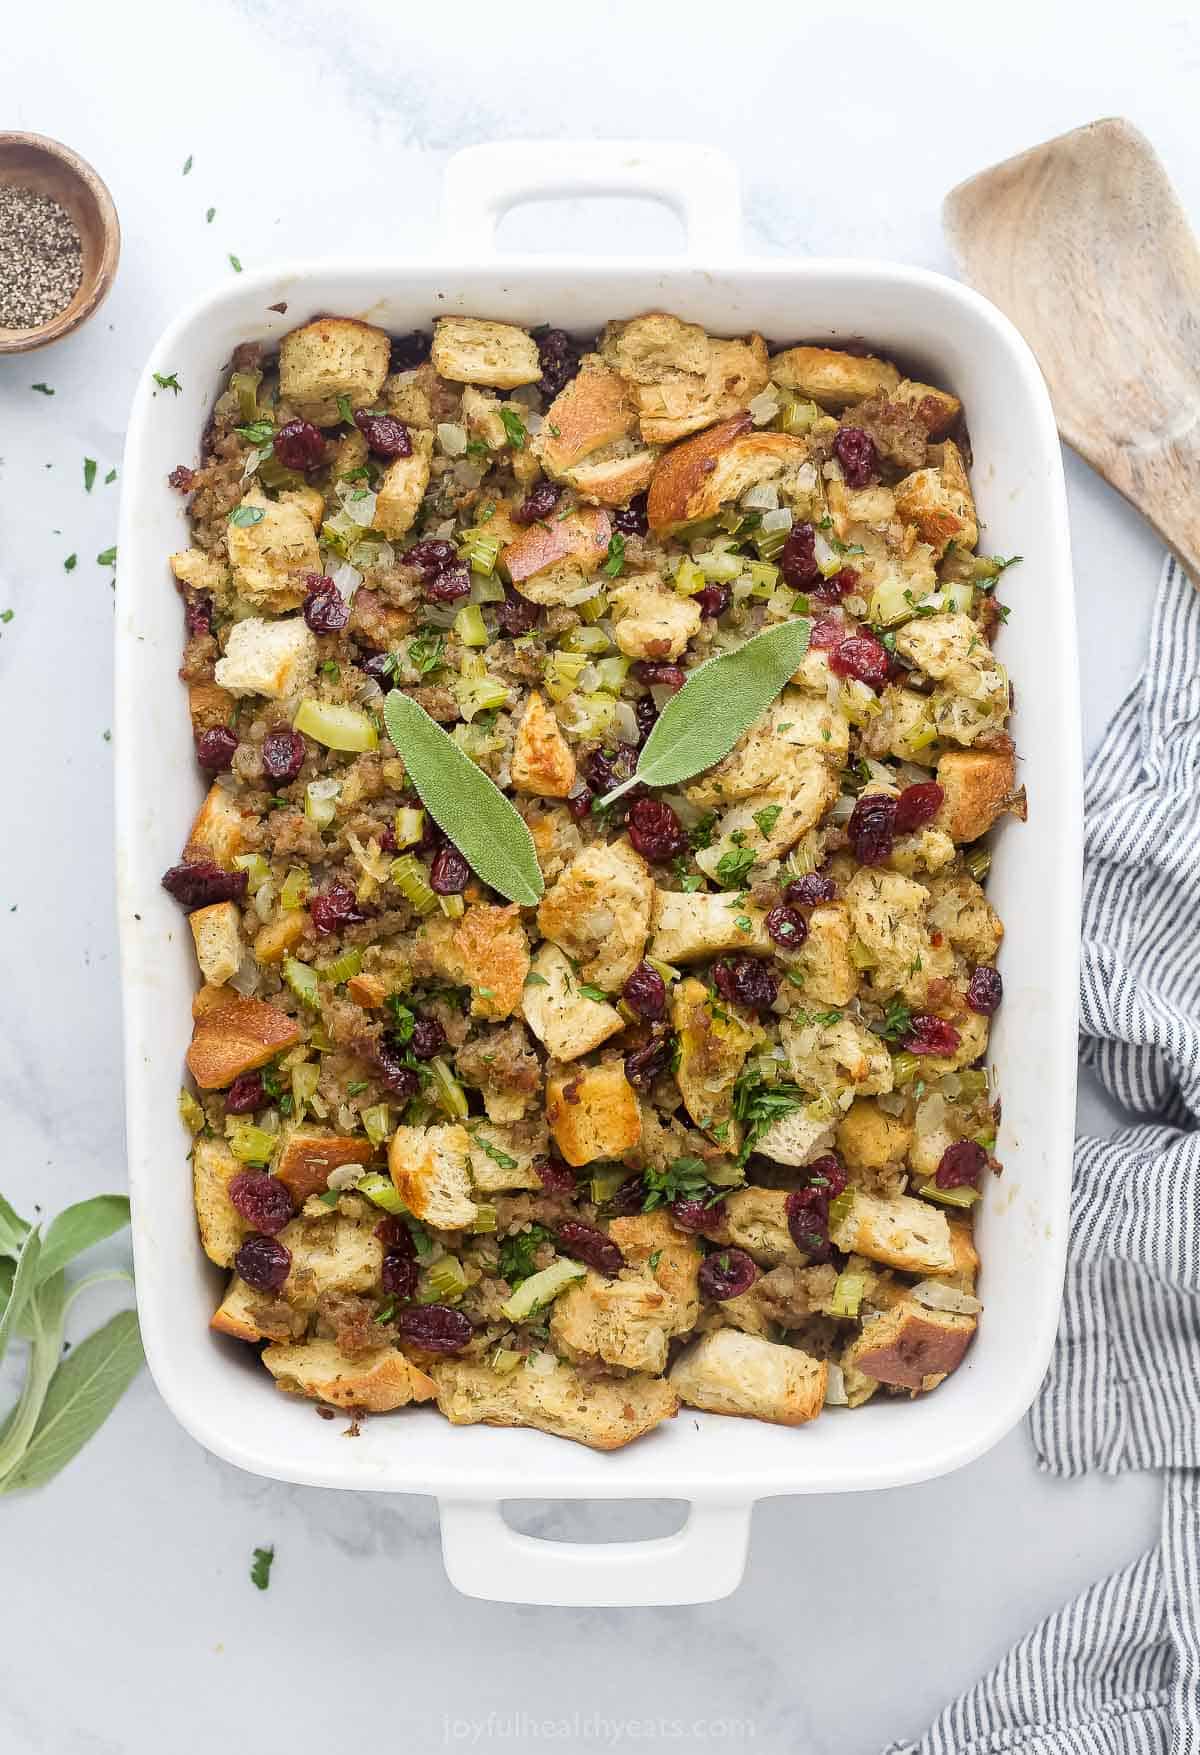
[0,186,83,329]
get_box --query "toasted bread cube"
[535,358,638,474]
[184,782,251,868]
[520,943,624,1061]
[278,316,390,425]
[845,866,953,1004]
[510,692,577,798]
[609,1211,702,1329]
[671,976,756,1138]
[346,970,387,1008]
[187,680,236,735]
[941,1218,980,1295]
[500,508,611,605]
[769,345,900,409]
[278,484,326,531]
[565,449,659,507]
[171,547,232,604]
[783,903,857,1008]
[609,573,702,660]
[537,840,654,992]
[837,1100,914,1174]
[467,1117,548,1193]
[637,336,770,445]
[600,312,711,382]
[646,422,811,533]
[546,1062,641,1166]
[670,1330,827,1426]
[828,1190,953,1274]
[842,1299,974,1391]
[550,1275,680,1375]
[373,436,432,540]
[707,759,839,865]
[780,1010,894,1100]
[262,1338,436,1411]
[893,441,977,559]
[211,1273,305,1344]
[894,378,962,439]
[278,1207,384,1311]
[893,614,1005,709]
[686,692,843,807]
[253,911,309,964]
[711,1187,799,1266]
[925,873,1004,962]
[752,1107,837,1169]
[431,1357,678,1450]
[388,1122,476,1230]
[225,485,320,609]
[431,317,540,389]
[193,1137,250,1267]
[413,903,530,1021]
[189,900,242,987]
[649,891,770,963]
[214,615,317,702]
[186,996,302,1090]
[936,748,1023,843]
[273,1128,373,1204]
[382,364,436,429]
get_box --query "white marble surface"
[2,0,1196,1748]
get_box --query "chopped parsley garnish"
[31,383,54,395]
[524,971,550,988]
[206,207,215,224]
[250,1546,274,1590]
[321,660,340,681]
[751,804,782,839]
[375,1298,396,1323]
[499,408,527,449]
[477,500,496,523]
[0,609,13,625]
[385,996,416,1042]
[236,420,275,446]
[182,154,193,176]
[229,254,243,273]
[648,1250,662,1272]
[346,1081,369,1096]
[602,533,626,578]
[498,1224,553,1288]
[228,505,264,528]
[578,984,608,1003]
[715,846,757,888]
[875,999,914,1043]
[731,1067,806,1164]
[337,394,355,426]
[793,1007,844,1027]
[986,553,1022,577]
[688,811,718,851]
[64,554,77,573]
[641,1157,721,1212]
[96,546,118,567]
[105,467,117,485]
[83,458,96,493]
[477,1135,519,1171]
[152,372,182,395]
[408,628,445,675]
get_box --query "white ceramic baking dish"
[115,142,1081,1607]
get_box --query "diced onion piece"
[812,530,839,577]
[760,508,793,533]
[613,701,640,743]
[228,954,261,998]
[911,1280,982,1316]
[305,777,341,830]
[357,1168,402,1209]
[437,422,468,457]
[741,481,780,511]
[823,1362,848,1406]
[748,389,781,428]
[293,698,378,752]
[328,559,363,602]
[327,1161,367,1192]
[526,1349,560,1377]
[361,1109,392,1149]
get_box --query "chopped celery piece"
[561,624,613,655]
[891,1051,922,1086]
[567,692,619,739]
[576,590,608,624]
[918,1179,981,1210]
[282,956,320,1008]
[543,650,588,702]
[753,524,789,562]
[966,847,992,884]
[674,556,707,597]
[393,806,425,848]
[428,1056,469,1120]
[470,572,506,604]
[849,937,876,971]
[438,894,466,920]
[454,603,489,647]
[257,455,304,492]
[956,1068,990,1099]
[697,547,743,583]
[227,1121,276,1164]
[827,1190,855,1229]
[234,852,270,895]
[589,1167,628,1204]
[491,1346,523,1375]
[230,368,262,422]
[459,529,501,576]
[646,957,680,984]
[291,1061,320,1116]
[178,1088,206,1134]
[706,1159,748,1188]
[778,394,820,436]
[499,1257,586,1322]
[293,698,378,752]
[869,574,916,627]
[593,655,630,694]
[829,1271,866,1319]
[320,946,362,985]
[471,1203,498,1234]
[308,1025,334,1052]
[972,1129,997,1151]
[930,581,975,615]
[420,1257,469,1303]
[305,777,341,830]
[390,854,439,916]
[453,673,511,721]
[745,560,780,596]
[361,1106,392,1148]
[358,1171,405,1212]
[280,865,310,911]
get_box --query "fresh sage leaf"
[0,1310,143,1494]
[382,691,544,906]
[0,1194,30,1262]
[0,1229,41,1369]
[38,1195,132,1286]
[0,1272,67,1474]
[597,620,812,807]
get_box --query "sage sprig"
[0,1191,142,1496]
[383,690,544,907]
[597,619,812,807]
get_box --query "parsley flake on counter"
[206,207,215,224]
[229,254,243,274]
[250,1546,275,1590]
[152,372,182,395]
[105,468,117,485]
[97,547,117,567]
[83,457,96,493]
[64,554,77,572]
[182,154,193,176]
[31,383,54,396]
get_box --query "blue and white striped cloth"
[886,555,1200,1755]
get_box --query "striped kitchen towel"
[885,555,1200,1755]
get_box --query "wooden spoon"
[943,118,1200,580]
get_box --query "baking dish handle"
[437,1497,752,1606]
[440,140,742,260]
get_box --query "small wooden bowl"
[0,132,120,354]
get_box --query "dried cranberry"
[536,327,580,399]
[496,589,541,637]
[272,419,325,472]
[228,1172,295,1235]
[627,798,687,863]
[809,615,846,650]
[353,408,412,458]
[634,696,659,744]
[696,582,731,619]
[806,1154,848,1199]
[403,540,459,581]
[302,574,350,634]
[698,1247,757,1300]
[359,652,398,689]
[409,1016,446,1059]
[935,1140,987,1189]
[894,781,945,834]
[634,661,686,691]
[261,727,306,783]
[625,1037,670,1091]
[161,860,247,911]
[847,793,897,865]
[425,564,471,604]
[833,426,878,488]
[585,743,641,798]
[712,955,778,1014]
[781,522,820,588]
[430,845,470,894]
[310,881,366,935]
[396,1304,473,1353]
[374,1216,414,1252]
[785,1187,834,1262]
[555,1220,624,1277]
[670,1195,725,1232]
[785,872,837,907]
[512,481,560,525]
[235,1234,291,1292]
[184,591,212,637]
[374,1043,420,1101]
[903,1014,962,1057]
[966,966,1003,1015]
[168,464,195,492]
[766,905,807,951]
[391,331,431,371]
[534,1157,577,1196]
[196,725,238,772]
[567,786,594,821]
[381,1251,419,1300]
[829,634,890,692]
[224,1072,265,1114]
[611,494,649,537]
[608,1175,648,1215]
[623,962,667,1021]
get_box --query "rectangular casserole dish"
[115,141,1081,1606]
